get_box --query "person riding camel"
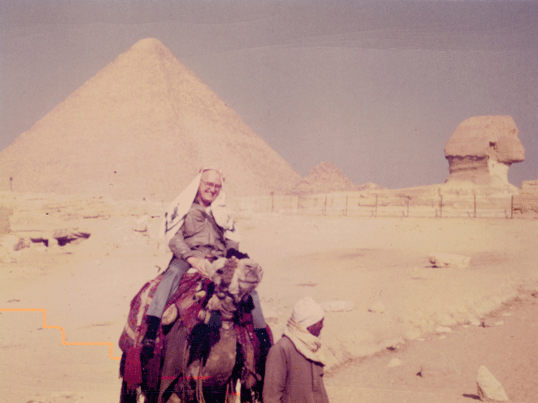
[141,167,270,360]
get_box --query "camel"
[119,256,268,403]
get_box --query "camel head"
[205,256,263,301]
[201,256,263,321]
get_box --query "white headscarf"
[160,168,240,249]
[283,297,326,364]
[291,296,325,328]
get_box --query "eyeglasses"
[201,179,222,190]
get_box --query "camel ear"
[226,248,249,259]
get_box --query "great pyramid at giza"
[0,38,301,201]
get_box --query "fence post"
[345,195,348,216]
[440,195,443,218]
[406,196,410,217]
[473,193,477,218]
[375,194,378,217]
[289,195,291,215]
[511,195,514,219]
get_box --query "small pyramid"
[293,161,358,194]
[0,38,301,200]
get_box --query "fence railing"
[229,192,538,219]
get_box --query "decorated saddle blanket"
[119,271,260,389]
[119,273,211,353]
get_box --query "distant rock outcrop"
[0,38,301,201]
[356,182,386,191]
[514,179,538,214]
[444,116,524,192]
[293,161,358,194]
[521,180,538,193]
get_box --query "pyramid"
[293,161,359,194]
[0,38,301,201]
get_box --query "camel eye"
[216,269,223,275]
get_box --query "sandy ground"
[325,291,538,403]
[1,203,537,402]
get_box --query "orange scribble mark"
[0,308,122,361]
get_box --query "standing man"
[263,296,330,403]
[141,168,268,357]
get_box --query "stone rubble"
[477,365,509,402]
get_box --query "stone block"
[477,365,509,402]
[429,253,471,268]
[133,215,149,232]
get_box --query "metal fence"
[229,192,538,219]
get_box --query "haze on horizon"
[1,0,537,190]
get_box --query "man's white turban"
[292,296,325,329]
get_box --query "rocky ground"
[325,290,538,403]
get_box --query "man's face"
[307,318,324,337]
[197,170,222,207]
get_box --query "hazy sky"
[1,0,537,189]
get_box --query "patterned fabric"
[119,271,262,391]
[235,308,260,388]
[119,273,166,354]
[119,272,207,389]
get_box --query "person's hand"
[187,256,207,275]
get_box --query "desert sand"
[0,192,537,403]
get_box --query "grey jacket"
[168,202,238,261]
[263,336,330,403]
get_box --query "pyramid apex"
[129,37,168,53]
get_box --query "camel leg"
[159,320,189,402]
[120,379,138,403]
[165,392,182,403]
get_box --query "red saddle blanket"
[118,271,261,389]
